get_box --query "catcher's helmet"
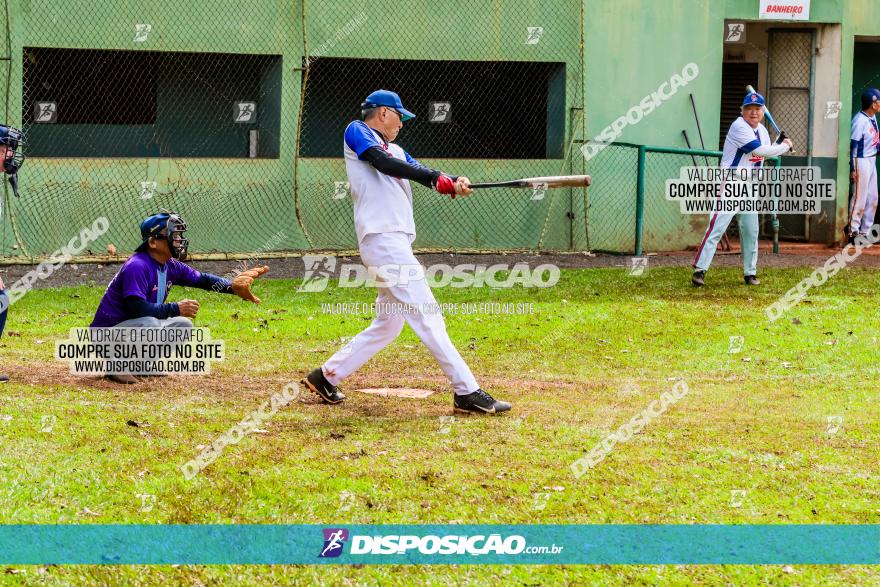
[136,211,189,260]
[0,124,24,197]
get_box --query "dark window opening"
[299,58,566,159]
[719,62,759,149]
[23,48,282,158]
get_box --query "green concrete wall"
[5,0,584,257]
[2,0,879,257]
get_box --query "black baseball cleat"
[692,270,705,287]
[744,275,761,286]
[302,368,346,404]
[0,374,8,383]
[453,389,511,415]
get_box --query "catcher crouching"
[90,211,268,384]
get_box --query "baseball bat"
[688,94,711,166]
[681,130,699,166]
[746,84,793,154]
[846,165,859,243]
[469,175,592,189]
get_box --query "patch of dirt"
[2,361,592,421]
[1,362,299,402]
[354,388,436,399]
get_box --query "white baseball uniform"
[321,121,479,395]
[694,116,789,276]
[849,111,880,236]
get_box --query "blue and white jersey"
[851,111,879,159]
[343,120,420,244]
[721,117,772,169]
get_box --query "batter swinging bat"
[746,84,793,153]
[469,175,592,189]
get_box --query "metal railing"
[634,145,783,256]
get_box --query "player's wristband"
[434,175,457,198]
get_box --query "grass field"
[0,263,878,585]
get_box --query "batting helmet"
[861,88,880,110]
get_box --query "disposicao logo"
[349,534,527,555]
[319,528,349,558]
[317,530,563,558]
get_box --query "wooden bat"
[469,175,592,189]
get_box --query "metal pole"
[805,29,816,241]
[635,145,646,256]
[774,157,781,253]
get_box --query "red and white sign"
[760,0,810,21]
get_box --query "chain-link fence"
[642,149,720,253]
[3,1,718,261]
[1,0,598,260]
[768,30,813,152]
[767,29,814,242]
[8,1,303,260]
[640,146,784,255]
[295,1,586,253]
[582,143,638,253]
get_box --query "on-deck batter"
[692,92,792,287]
[847,88,880,242]
[302,89,511,415]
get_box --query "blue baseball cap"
[361,89,416,121]
[743,92,765,107]
[861,88,880,110]
[135,212,172,252]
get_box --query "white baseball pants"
[693,212,759,277]
[849,157,878,236]
[322,231,480,395]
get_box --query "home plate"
[354,388,435,399]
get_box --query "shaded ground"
[1,240,875,290]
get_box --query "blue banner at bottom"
[1,525,877,565]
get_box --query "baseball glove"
[232,266,269,303]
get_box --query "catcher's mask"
[0,124,24,197]
[136,211,189,260]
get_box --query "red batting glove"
[435,175,457,198]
